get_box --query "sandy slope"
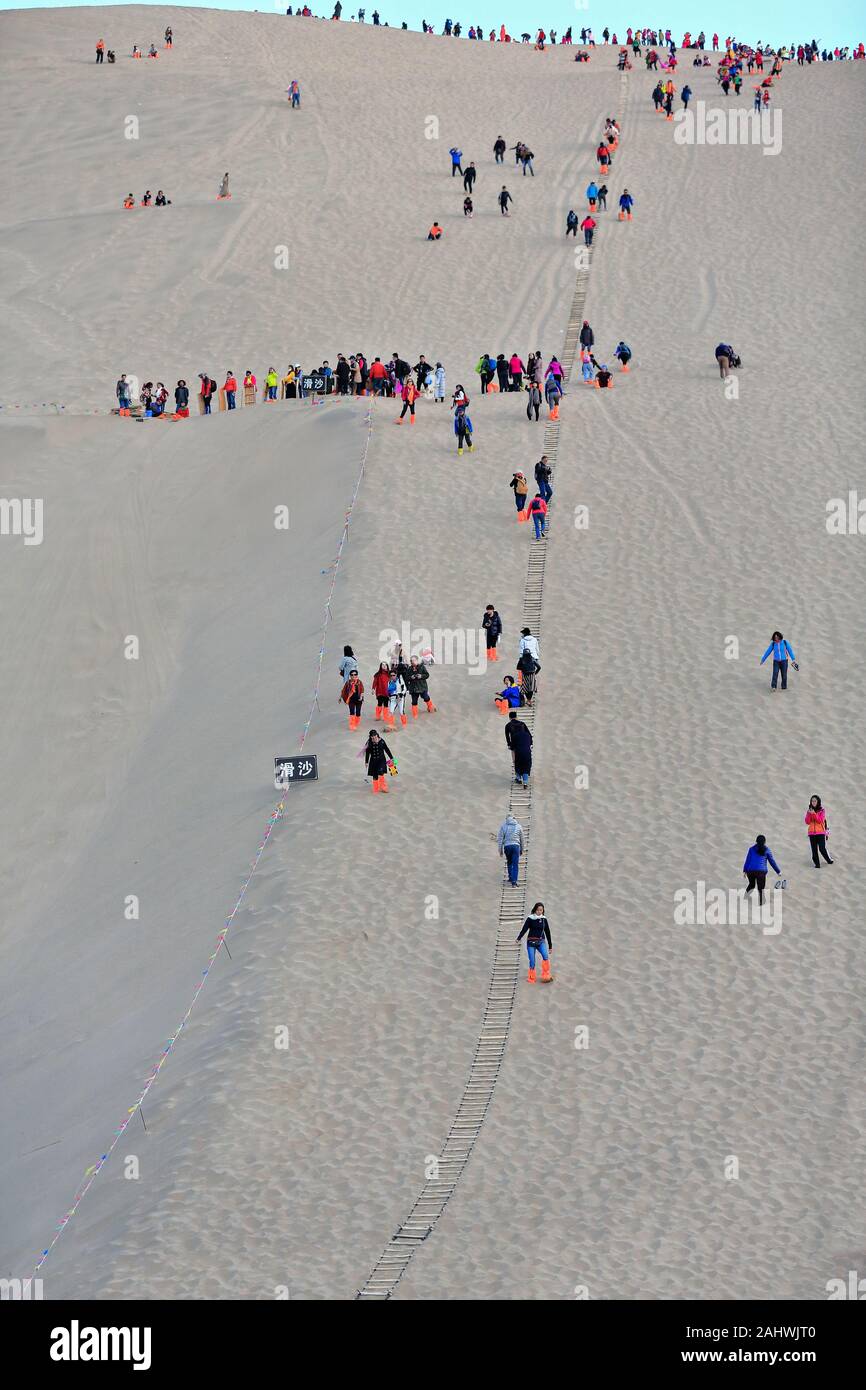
[1,11,865,1300]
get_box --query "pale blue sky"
[1,2,863,46]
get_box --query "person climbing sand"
[805,795,834,868]
[218,172,230,199]
[743,835,781,906]
[339,644,359,682]
[498,812,525,885]
[517,903,553,982]
[427,220,444,240]
[339,669,364,729]
[505,709,533,785]
[566,208,578,236]
[618,188,634,220]
[288,79,300,106]
[510,471,529,515]
[364,729,394,793]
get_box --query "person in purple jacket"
[743,835,781,905]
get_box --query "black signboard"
[301,374,327,394]
[275,755,318,788]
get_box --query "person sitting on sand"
[122,194,135,209]
[427,221,443,240]
[155,190,171,206]
[495,675,522,713]
[463,196,473,217]
[141,190,152,206]
[148,43,159,58]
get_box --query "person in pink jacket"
[508,353,525,391]
[805,795,834,868]
[526,492,548,540]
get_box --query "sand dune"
[1,10,865,1301]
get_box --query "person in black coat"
[174,380,189,411]
[482,604,502,660]
[579,320,594,350]
[505,711,533,785]
[516,902,552,981]
[364,730,393,793]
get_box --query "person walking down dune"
[760,631,798,690]
[387,663,409,726]
[566,208,578,236]
[505,710,533,785]
[517,903,552,981]
[494,135,506,163]
[288,79,300,106]
[743,835,781,906]
[526,380,542,421]
[483,604,502,660]
[402,655,435,718]
[498,812,525,886]
[499,186,513,216]
[372,662,392,722]
[454,399,474,455]
[339,669,364,729]
[805,795,834,868]
[395,375,418,424]
[463,161,477,193]
[364,729,394,794]
[218,172,230,199]
[618,189,634,220]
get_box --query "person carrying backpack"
[566,209,579,237]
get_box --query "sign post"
[275,755,319,789]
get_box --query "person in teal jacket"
[760,631,797,690]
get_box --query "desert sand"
[1,10,865,1301]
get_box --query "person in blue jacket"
[760,631,798,690]
[586,180,599,208]
[614,341,632,370]
[454,402,473,454]
[619,189,634,218]
[681,83,693,108]
[495,675,522,712]
[449,146,463,176]
[743,835,781,905]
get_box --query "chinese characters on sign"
[275,755,318,788]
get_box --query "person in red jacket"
[368,356,389,396]
[580,214,597,246]
[198,373,215,414]
[223,371,237,409]
[396,376,418,424]
[805,795,834,868]
[526,492,548,540]
[372,663,393,724]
